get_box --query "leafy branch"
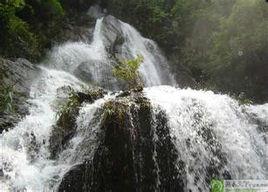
[112,55,144,90]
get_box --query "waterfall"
[48,18,106,73]
[119,21,175,86]
[145,86,267,191]
[0,15,267,192]
[47,16,175,90]
[0,68,86,191]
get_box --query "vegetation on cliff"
[105,0,268,102]
[0,0,98,61]
[0,0,267,102]
[113,55,144,90]
[0,0,64,60]
[0,84,14,113]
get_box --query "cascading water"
[47,16,175,90]
[0,68,87,191]
[120,21,175,86]
[145,86,267,191]
[0,14,267,192]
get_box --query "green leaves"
[46,0,64,15]
[112,55,144,89]
[210,179,224,192]
[56,87,80,119]
[0,0,64,59]
[0,84,14,113]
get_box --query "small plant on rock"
[56,87,80,118]
[0,84,14,113]
[112,55,144,90]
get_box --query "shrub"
[112,55,144,90]
[56,87,80,118]
[0,0,64,60]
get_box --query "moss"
[103,100,129,125]
[50,87,105,159]
[57,87,105,118]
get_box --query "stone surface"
[0,58,40,133]
[57,94,185,192]
[49,88,105,159]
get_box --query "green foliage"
[0,0,37,58]
[103,100,128,125]
[56,87,80,118]
[46,0,64,15]
[205,0,268,102]
[112,55,144,89]
[0,84,14,113]
[106,0,268,102]
[0,0,64,60]
[168,0,268,102]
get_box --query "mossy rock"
[49,88,105,159]
[58,94,184,192]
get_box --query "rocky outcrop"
[57,93,185,192]
[53,89,234,192]
[0,58,40,133]
[49,88,106,159]
[101,15,124,55]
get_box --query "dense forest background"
[0,0,267,103]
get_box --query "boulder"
[0,58,40,133]
[101,15,124,54]
[49,88,105,159]
[58,94,185,192]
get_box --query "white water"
[0,66,115,191]
[120,21,175,86]
[145,86,267,191]
[0,16,175,191]
[48,18,106,73]
[0,15,267,192]
[47,17,174,89]
[0,67,86,191]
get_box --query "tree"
[207,0,268,102]
[0,0,64,60]
[112,55,144,90]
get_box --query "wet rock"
[0,58,40,133]
[76,88,106,103]
[49,88,105,159]
[73,60,121,90]
[58,163,88,192]
[87,4,105,19]
[56,90,234,192]
[101,15,124,54]
[58,94,185,192]
[49,107,80,159]
[154,111,185,191]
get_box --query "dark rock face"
[49,106,80,159]
[61,0,98,12]
[57,10,99,44]
[73,60,121,90]
[167,55,197,88]
[55,91,233,192]
[154,111,185,191]
[49,88,105,159]
[0,58,40,133]
[57,94,185,192]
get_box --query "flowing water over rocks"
[0,14,267,192]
